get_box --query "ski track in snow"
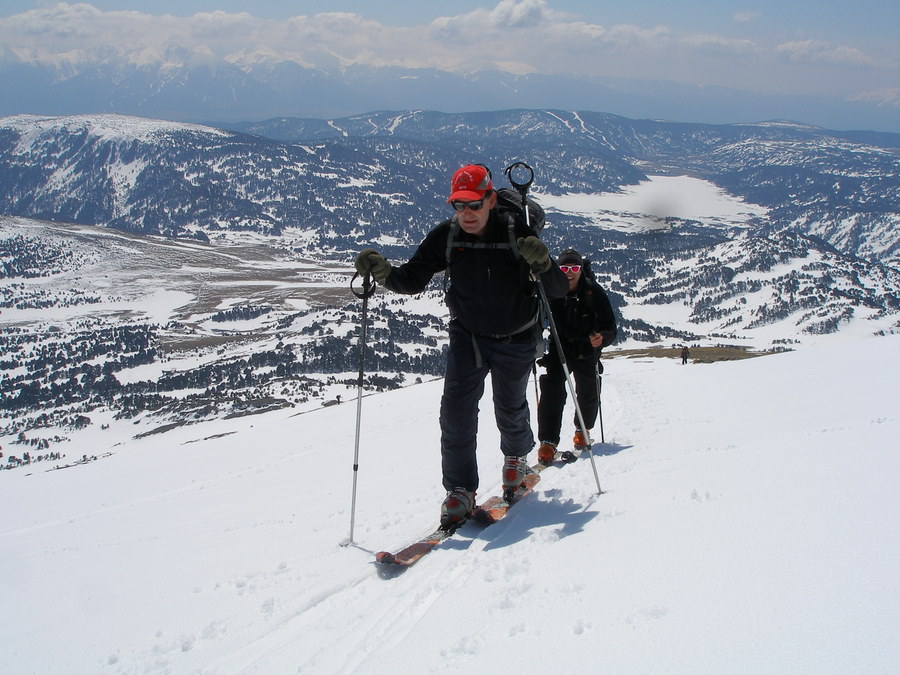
[219,457,602,674]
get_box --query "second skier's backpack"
[581,256,597,282]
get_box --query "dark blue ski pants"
[440,321,536,492]
[537,351,600,445]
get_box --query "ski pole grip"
[351,271,377,299]
[505,161,534,192]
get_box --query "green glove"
[517,236,550,273]
[355,248,392,283]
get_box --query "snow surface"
[538,175,769,232]
[2,334,898,674]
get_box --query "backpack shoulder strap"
[445,215,460,266]
[443,216,460,293]
[504,211,521,260]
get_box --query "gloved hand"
[517,236,551,273]
[354,248,392,283]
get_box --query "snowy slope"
[2,335,898,674]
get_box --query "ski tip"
[375,551,397,565]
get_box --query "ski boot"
[501,455,527,501]
[440,487,475,530]
[537,441,557,465]
[561,430,591,463]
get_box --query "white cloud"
[603,23,670,47]
[485,0,555,28]
[733,11,761,23]
[682,33,758,55]
[0,2,668,74]
[775,40,878,68]
[0,1,893,99]
[849,87,900,108]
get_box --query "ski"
[374,525,460,567]
[560,449,582,463]
[375,469,542,568]
[373,450,593,570]
[471,470,541,525]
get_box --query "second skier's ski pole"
[595,360,605,444]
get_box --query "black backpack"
[581,256,597,282]
[495,187,545,237]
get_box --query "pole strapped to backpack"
[510,161,604,495]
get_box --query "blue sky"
[1,1,898,118]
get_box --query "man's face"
[453,191,496,237]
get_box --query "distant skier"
[681,346,690,364]
[354,164,568,527]
[536,249,617,463]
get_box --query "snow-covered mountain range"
[1,110,897,264]
[1,110,898,457]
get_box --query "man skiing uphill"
[355,164,568,528]
[537,249,617,463]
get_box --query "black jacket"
[385,208,568,339]
[548,274,618,361]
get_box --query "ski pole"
[343,270,377,547]
[595,360,605,444]
[507,161,603,495]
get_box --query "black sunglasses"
[450,199,486,212]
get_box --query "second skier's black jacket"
[549,274,618,361]
[384,209,568,339]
